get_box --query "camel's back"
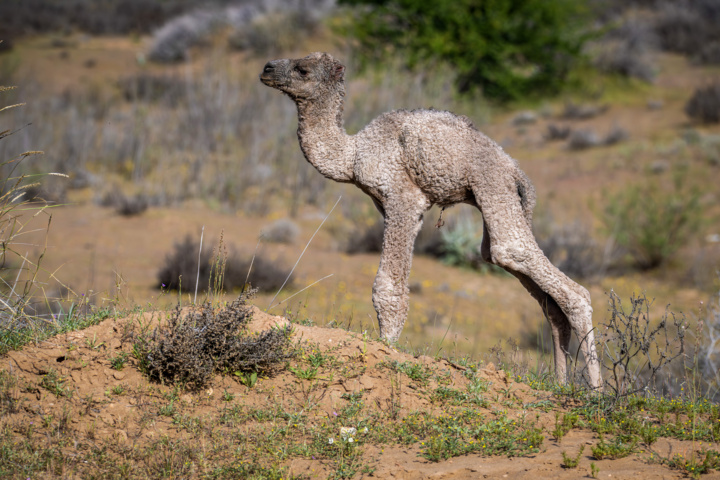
[355,109,515,205]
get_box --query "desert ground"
[2,1,720,478]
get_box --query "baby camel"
[260,52,601,388]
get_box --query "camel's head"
[260,52,345,101]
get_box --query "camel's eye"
[295,66,308,76]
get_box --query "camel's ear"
[332,62,345,82]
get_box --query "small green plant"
[467,376,491,394]
[388,360,432,385]
[109,351,128,371]
[591,433,638,460]
[590,462,599,478]
[211,462,299,479]
[158,401,176,417]
[290,365,318,381]
[663,449,720,479]
[40,369,72,398]
[439,218,482,269]
[553,412,567,441]
[235,371,259,388]
[222,389,235,401]
[640,422,658,446]
[131,341,150,374]
[305,348,329,368]
[553,412,579,441]
[0,370,20,414]
[85,333,105,350]
[561,444,585,468]
[111,384,126,396]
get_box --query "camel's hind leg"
[476,189,602,389]
[481,222,572,380]
[512,271,574,380]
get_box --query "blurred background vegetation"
[0,0,719,362]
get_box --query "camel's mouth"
[259,72,290,91]
[259,73,277,87]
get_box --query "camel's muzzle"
[259,60,287,88]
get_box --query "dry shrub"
[157,235,292,293]
[699,134,720,166]
[685,83,720,124]
[598,292,687,399]
[536,220,603,280]
[344,214,465,263]
[117,73,186,105]
[346,220,384,254]
[594,17,657,81]
[654,0,720,63]
[567,126,628,150]
[697,41,720,65]
[694,286,720,395]
[149,0,334,62]
[568,129,601,150]
[414,219,445,257]
[228,10,320,56]
[132,293,294,390]
[545,124,571,141]
[561,102,609,120]
[19,183,67,205]
[148,9,223,62]
[604,125,629,145]
[98,187,149,216]
[261,218,300,244]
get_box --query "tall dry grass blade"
[10,252,28,301]
[242,237,262,294]
[194,225,205,305]
[0,296,16,314]
[268,273,334,311]
[267,196,341,309]
[0,103,26,114]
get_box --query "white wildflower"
[340,427,357,439]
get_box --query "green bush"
[337,0,591,102]
[602,170,702,270]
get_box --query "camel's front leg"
[373,199,426,342]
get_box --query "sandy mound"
[0,306,697,478]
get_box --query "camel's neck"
[295,88,355,183]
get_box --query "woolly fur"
[260,52,601,388]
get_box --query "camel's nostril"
[263,63,274,73]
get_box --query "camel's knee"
[487,243,530,273]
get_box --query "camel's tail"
[514,169,536,228]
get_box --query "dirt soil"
[2,306,708,479]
